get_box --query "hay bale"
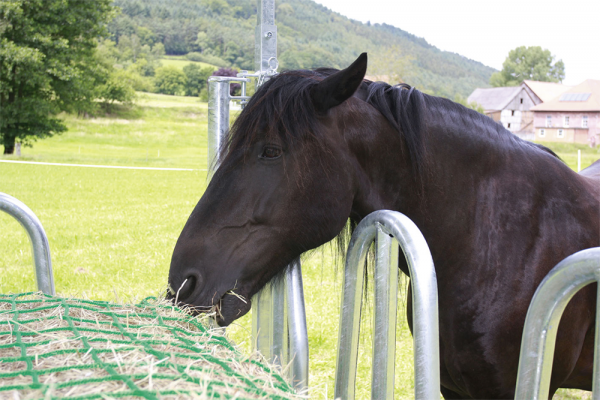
[0,292,301,399]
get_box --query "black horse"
[168,53,600,398]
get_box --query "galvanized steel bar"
[334,210,439,400]
[0,192,55,295]
[286,259,309,391]
[207,77,235,175]
[251,280,288,365]
[595,282,600,400]
[335,223,371,400]
[372,225,399,398]
[251,261,308,393]
[255,0,278,76]
[515,247,600,400]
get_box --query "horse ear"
[311,53,367,113]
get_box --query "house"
[521,80,574,103]
[467,81,571,140]
[530,79,600,146]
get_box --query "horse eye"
[260,146,282,159]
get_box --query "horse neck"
[347,100,550,247]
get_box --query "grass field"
[1,93,597,399]
[160,55,217,71]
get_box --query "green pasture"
[160,55,217,71]
[6,93,211,169]
[0,93,596,399]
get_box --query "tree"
[97,69,136,111]
[154,66,187,95]
[490,46,565,87]
[0,0,115,154]
[183,64,214,97]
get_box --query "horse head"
[168,54,371,326]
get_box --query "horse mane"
[362,81,428,179]
[224,65,559,174]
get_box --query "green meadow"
[0,93,596,399]
[160,55,217,71]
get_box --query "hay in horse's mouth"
[214,290,252,327]
[166,287,252,327]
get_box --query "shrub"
[183,64,215,97]
[97,69,136,111]
[154,66,187,96]
[186,52,204,62]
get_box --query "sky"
[312,0,600,86]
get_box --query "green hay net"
[0,292,299,400]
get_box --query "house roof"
[522,80,572,103]
[531,80,600,112]
[467,86,522,111]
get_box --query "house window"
[583,116,588,128]
[520,98,523,104]
[557,129,564,138]
[564,116,570,127]
[546,115,552,127]
[539,129,546,137]
[511,110,515,116]
[508,123,511,128]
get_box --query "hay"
[0,292,302,400]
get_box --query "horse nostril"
[175,276,196,301]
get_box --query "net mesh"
[0,292,299,399]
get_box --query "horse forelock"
[222,70,329,164]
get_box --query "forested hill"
[109,0,495,98]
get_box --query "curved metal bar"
[515,247,600,400]
[0,192,55,295]
[334,210,440,400]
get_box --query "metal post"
[515,247,600,400]
[207,77,234,175]
[0,192,55,295]
[252,280,288,365]
[334,210,440,400]
[255,0,278,77]
[372,225,399,398]
[286,259,309,390]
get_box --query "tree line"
[1,0,564,155]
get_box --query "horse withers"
[168,53,600,398]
